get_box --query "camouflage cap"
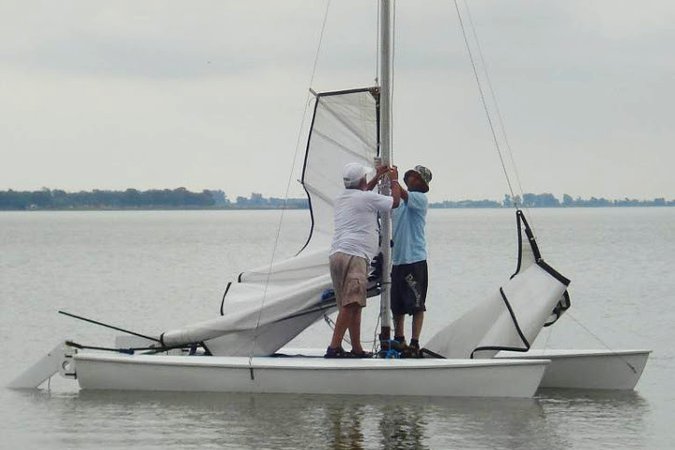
[404,165,432,192]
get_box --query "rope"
[371,308,381,354]
[322,312,379,347]
[64,340,190,355]
[248,0,333,367]
[58,310,160,343]
[451,0,517,205]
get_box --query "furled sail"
[160,88,381,356]
[425,210,571,359]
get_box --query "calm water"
[1,208,673,449]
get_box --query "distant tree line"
[429,199,502,208]
[0,188,672,210]
[233,192,308,209]
[499,193,674,208]
[0,188,308,210]
[430,193,674,208]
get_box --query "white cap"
[342,162,370,187]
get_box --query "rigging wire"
[566,313,638,373]
[451,0,518,205]
[391,0,396,161]
[461,0,538,234]
[248,0,333,366]
[376,0,380,84]
[462,1,526,200]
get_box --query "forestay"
[425,210,571,359]
[160,88,381,356]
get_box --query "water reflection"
[378,402,426,449]
[6,388,651,449]
[320,401,367,449]
[57,392,551,449]
[536,389,650,449]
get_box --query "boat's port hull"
[74,353,549,398]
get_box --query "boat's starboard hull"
[496,349,650,390]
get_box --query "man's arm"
[390,165,407,206]
[392,180,408,203]
[390,167,401,208]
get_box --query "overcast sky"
[1,0,673,202]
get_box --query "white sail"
[160,88,381,356]
[425,210,571,359]
[300,87,381,251]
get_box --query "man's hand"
[375,165,390,179]
[390,166,399,181]
[367,165,390,191]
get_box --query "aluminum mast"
[378,0,394,349]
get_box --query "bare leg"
[329,306,353,349]
[394,314,405,339]
[347,305,363,353]
[411,311,424,341]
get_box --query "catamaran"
[9,1,648,396]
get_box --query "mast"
[378,0,393,348]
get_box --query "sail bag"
[425,210,571,359]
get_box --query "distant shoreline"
[2,205,674,212]
[1,188,673,210]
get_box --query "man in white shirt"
[325,162,401,358]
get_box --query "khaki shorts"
[329,252,368,308]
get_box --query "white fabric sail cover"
[160,88,380,356]
[425,210,571,359]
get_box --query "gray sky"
[1,0,673,202]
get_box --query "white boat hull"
[496,349,650,390]
[73,352,549,398]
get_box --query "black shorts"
[391,260,428,316]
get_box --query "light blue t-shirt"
[392,191,428,265]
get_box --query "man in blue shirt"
[390,165,432,357]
